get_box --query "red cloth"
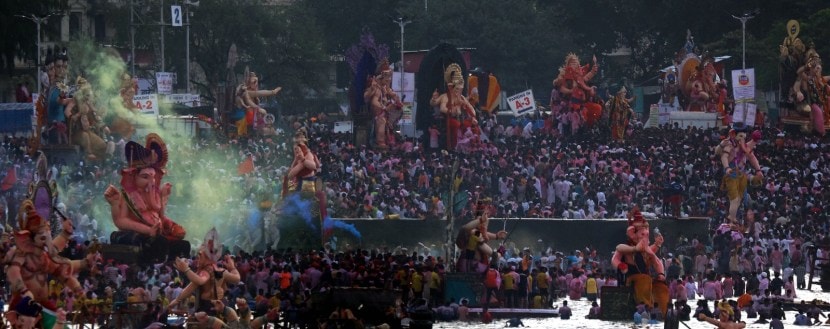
[237,156,254,175]
[1,166,16,191]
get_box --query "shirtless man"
[699,311,746,329]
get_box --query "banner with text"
[507,89,536,116]
[133,94,159,117]
[732,102,756,127]
[161,93,201,107]
[392,72,415,103]
[731,69,755,102]
[155,72,175,95]
[333,121,353,133]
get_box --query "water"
[427,287,829,329]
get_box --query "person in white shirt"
[685,277,697,301]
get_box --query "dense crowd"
[0,112,829,328]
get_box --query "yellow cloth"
[653,280,669,316]
[429,272,441,290]
[300,179,316,193]
[721,171,748,200]
[466,234,479,251]
[236,118,248,136]
[535,273,549,289]
[503,273,516,290]
[532,295,543,309]
[626,273,653,308]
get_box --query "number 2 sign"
[171,5,182,27]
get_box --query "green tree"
[184,0,328,107]
[397,0,571,98]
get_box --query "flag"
[1,166,17,191]
[237,156,254,175]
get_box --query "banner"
[507,89,536,116]
[333,121,353,133]
[155,72,175,95]
[400,102,414,125]
[392,72,415,103]
[161,93,201,107]
[731,69,755,101]
[732,102,756,127]
[133,94,159,117]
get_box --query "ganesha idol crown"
[444,63,464,87]
[17,200,47,233]
[627,206,647,229]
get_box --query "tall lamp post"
[393,17,411,100]
[184,0,200,93]
[731,9,757,71]
[731,9,758,126]
[16,13,60,96]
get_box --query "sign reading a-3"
[507,89,536,116]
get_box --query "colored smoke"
[323,216,362,240]
[282,193,316,231]
[59,38,291,250]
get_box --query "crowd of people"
[0,108,829,328]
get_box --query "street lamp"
[184,0,200,93]
[16,12,61,96]
[731,8,758,126]
[731,9,758,71]
[393,17,411,100]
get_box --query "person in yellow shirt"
[428,268,442,306]
[503,267,519,308]
[157,294,170,309]
[411,269,424,298]
[535,268,550,308]
[585,274,599,302]
[269,293,281,310]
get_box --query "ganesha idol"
[611,207,669,316]
[679,53,718,113]
[104,133,190,261]
[456,198,507,273]
[780,20,829,135]
[553,53,603,127]
[4,200,99,329]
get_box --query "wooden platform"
[781,115,830,132]
[467,308,559,318]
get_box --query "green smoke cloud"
[62,38,286,251]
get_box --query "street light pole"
[731,10,757,126]
[130,0,136,76]
[393,17,411,99]
[160,0,165,72]
[731,10,756,71]
[16,13,59,96]
[185,2,191,93]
